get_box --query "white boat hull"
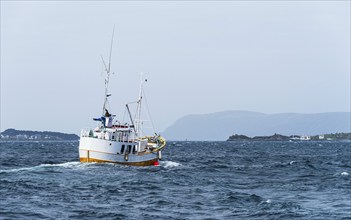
[79,136,159,166]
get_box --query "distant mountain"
[1,129,79,141]
[162,111,351,141]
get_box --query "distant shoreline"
[0,129,79,141]
[0,140,79,143]
[227,133,351,141]
[1,129,350,142]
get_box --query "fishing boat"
[290,135,311,141]
[78,30,166,166]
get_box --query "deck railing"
[80,128,136,143]
[81,128,93,137]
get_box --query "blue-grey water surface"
[1,141,350,219]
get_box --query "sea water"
[1,141,350,219]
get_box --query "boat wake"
[160,161,181,168]
[0,162,92,174]
[1,161,183,173]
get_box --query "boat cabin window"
[132,145,137,154]
[120,145,125,154]
[127,145,132,154]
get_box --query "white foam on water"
[0,161,92,173]
[160,161,181,168]
[289,161,296,165]
[266,199,272,203]
[40,161,82,168]
[0,166,36,173]
[341,172,349,176]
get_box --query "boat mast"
[135,73,144,136]
[102,26,115,115]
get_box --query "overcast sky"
[1,1,350,134]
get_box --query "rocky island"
[227,133,290,141]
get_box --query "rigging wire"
[122,107,127,124]
[142,86,157,134]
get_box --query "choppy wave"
[1,141,350,219]
[341,171,349,176]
